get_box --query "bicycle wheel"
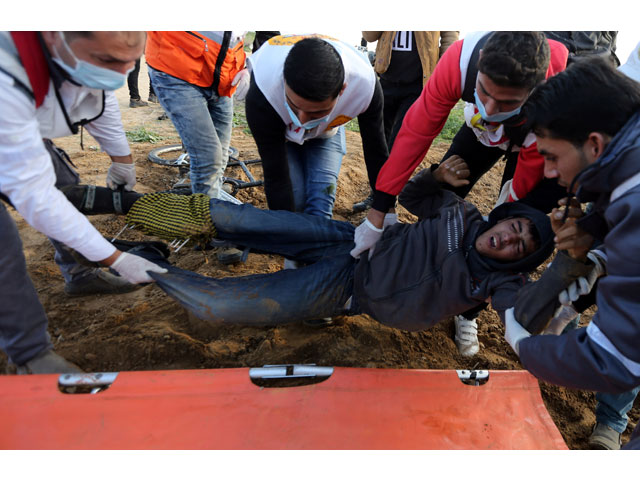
[148,145,239,167]
[147,144,189,167]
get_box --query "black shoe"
[216,246,244,265]
[64,270,139,296]
[352,191,374,213]
[129,98,149,108]
[148,93,159,104]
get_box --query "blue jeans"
[50,238,95,282]
[149,66,233,199]
[0,202,52,365]
[286,127,346,218]
[596,387,640,434]
[152,199,357,325]
[562,315,639,433]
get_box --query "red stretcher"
[0,366,567,449]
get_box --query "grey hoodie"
[354,168,553,331]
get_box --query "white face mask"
[52,32,133,90]
[283,86,336,130]
[474,90,522,123]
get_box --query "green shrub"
[434,101,465,144]
[125,127,163,143]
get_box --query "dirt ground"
[2,64,637,449]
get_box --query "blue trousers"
[286,127,346,219]
[562,315,639,433]
[0,202,52,365]
[152,199,358,325]
[149,66,233,199]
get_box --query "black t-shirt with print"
[380,31,423,87]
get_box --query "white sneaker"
[454,315,480,357]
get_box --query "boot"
[588,422,622,450]
[64,269,139,296]
[352,190,374,213]
[15,350,83,375]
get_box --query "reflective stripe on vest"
[145,31,246,96]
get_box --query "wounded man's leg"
[150,253,356,326]
[208,199,355,263]
[61,186,356,263]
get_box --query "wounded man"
[62,165,554,331]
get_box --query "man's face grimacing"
[536,130,607,193]
[284,82,344,124]
[475,217,537,262]
[475,72,530,117]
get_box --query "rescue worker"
[145,31,249,264]
[244,34,388,221]
[351,31,570,259]
[503,58,640,450]
[0,31,167,374]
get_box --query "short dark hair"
[526,57,640,146]
[479,31,550,91]
[63,32,94,42]
[283,37,345,102]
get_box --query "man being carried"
[64,157,554,333]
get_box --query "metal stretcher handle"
[249,364,334,380]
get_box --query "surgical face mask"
[284,90,334,130]
[474,90,522,123]
[52,32,132,90]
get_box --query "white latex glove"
[350,218,383,259]
[110,251,168,284]
[107,162,136,191]
[383,212,398,228]
[231,69,250,101]
[504,307,531,357]
[543,305,579,335]
[283,258,300,270]
[558,250,606,306]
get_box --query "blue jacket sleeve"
[518,189,640,393]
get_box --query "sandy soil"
[1,63,637,449]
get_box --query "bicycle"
[147,144,263,196]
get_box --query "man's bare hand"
[551,198,594,261]
[433,155,470,187]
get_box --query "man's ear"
[585,132,611,161]
[40,31,58,50]
[339,83,347,96]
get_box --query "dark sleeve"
[513,251,594,334]
[398,167,460,219]
[245,74,295,211]
[356,78,395,212]
[252,31,280,52]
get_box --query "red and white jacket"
[374,31,569,209]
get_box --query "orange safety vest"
[145,31,246,97]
